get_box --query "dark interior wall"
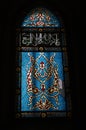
[1,0,83,129]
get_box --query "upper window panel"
[22,8,61,27]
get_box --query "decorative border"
[16,27,64,33]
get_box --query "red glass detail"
[29,85,32,88]
[54,84,58,86]
[40,62,44,67]
[28,78,31,81]
[37,13,44,20]
[30,15,34,21]
[40,61,44,64]
[40,61,45,69]
[41,84,45,91]
[36,21,44,26]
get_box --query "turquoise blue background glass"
[21,52,66,111]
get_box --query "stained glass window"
[16,7,72,118]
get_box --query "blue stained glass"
[22,8,61,27]
[21,52,66,111]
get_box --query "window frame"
[16,8,72,118]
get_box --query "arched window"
[16,7,72,118]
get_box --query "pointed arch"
[22,7,61,27]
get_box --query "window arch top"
[22,8,61,27]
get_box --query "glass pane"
[21,52,66,111]
[22,8,61,27]
[21,32,61,47]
